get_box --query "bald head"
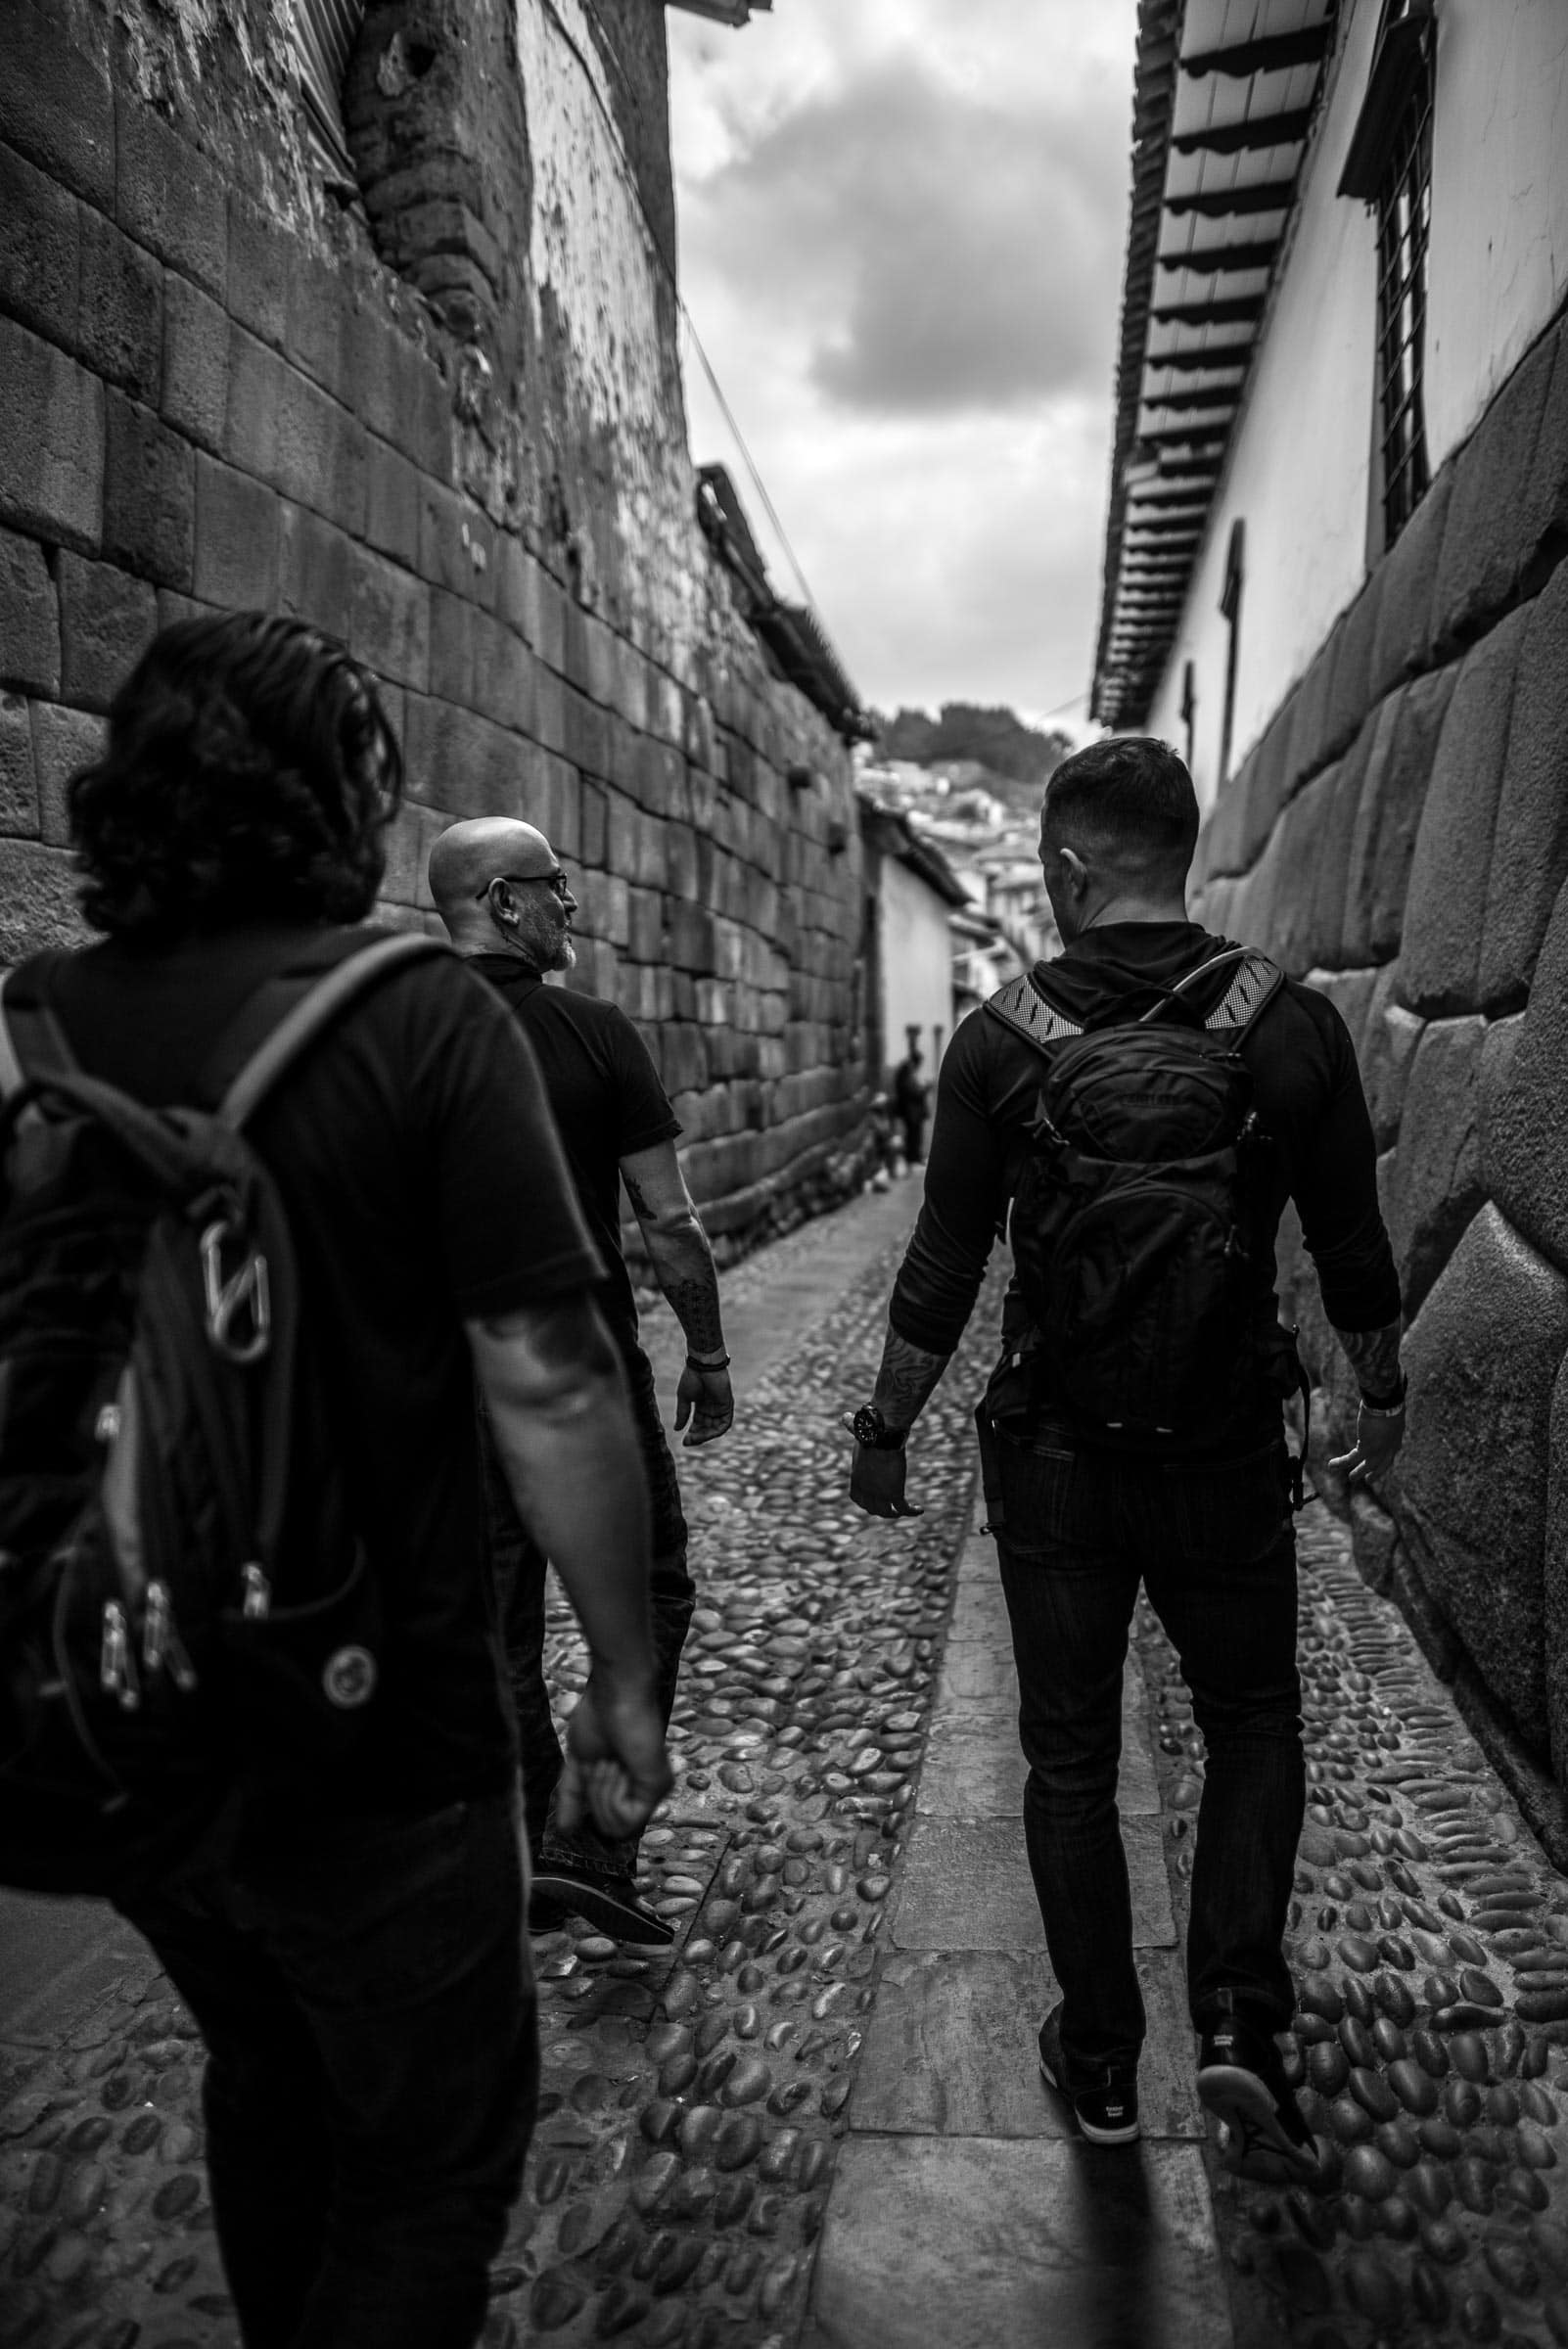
[429,815,577,970]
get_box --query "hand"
[674,1362,734,1448]
[843,1419,923,1520]
[556,1667,671,1840]
[1330,1402,1406,1490]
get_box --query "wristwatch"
[853,1404,908,1451]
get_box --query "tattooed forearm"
[1333,1315,1405,1402]
[657,1265,725,1359]
[871,1323,950,1431]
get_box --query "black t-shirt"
[891,921,1401,1432]
[15,922,604,1812]
[468,956,680,1347]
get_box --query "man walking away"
[2,615,669,2349]
[430,815,732,1948]
[846,736,1405,2180]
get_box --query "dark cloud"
[680,57,1129,416]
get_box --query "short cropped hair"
[1041,735,1198,876]
[69,612,402,941]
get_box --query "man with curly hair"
[2,613,669,2349]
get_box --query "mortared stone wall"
[1188,299,1568,1847]
[0,0,871,1258]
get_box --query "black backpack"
[986,944,1308,1460]
[0,929,447,1897]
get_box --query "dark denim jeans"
[115,1790,536,2349]
[484,1337,694,1875]
[982,1413,1304,2088]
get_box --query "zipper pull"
[241,1562,271,1621]
[100,1599,140,1710]
[142,1581,198,1691]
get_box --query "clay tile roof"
[1091,0,1342,730]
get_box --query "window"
[290,0,366,192]
[1339,2,1436,549]
[1180,660,1197,773]
[1219,521,1245,792]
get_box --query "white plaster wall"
[878,858,955,1082]
[1145,0,1568,806]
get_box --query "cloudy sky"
[666,0,1140,732]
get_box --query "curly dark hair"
[69,612,404,940]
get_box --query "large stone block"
[1341,668,1455,967]
[1547,1355,1568,1778]
[1383,1015,1486,1317]
[192,453,279,611]
[77,208,162,406]
[1324,570,1385,755]
[1303,730,1369,972]
[1359,963,1423,1151]
[1401,1204,1568,1752]
[114,92,226,300]
[1369,463,1454,702]
[1482,873,1568,1274]
[161,273,229,457]
[1289,615,1345,782]
[1235,685,1301,872]
[1398,603,1530,1015]
[0,316,104,555]
[1431,321,1558,657]
[57,554,156,713]
[103,392,194,591]
[0,0,115,214]
[0,137,80,348]
[0,528,60,696]
[0,692,37,836]
[0,835,87,958]
[1479,559,1568,1009]
[1267,762,1339,978]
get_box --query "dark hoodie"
[889,921,1399,1422]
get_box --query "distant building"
[856,798,969,1091]
[1093,0,1568,1836]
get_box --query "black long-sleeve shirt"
[890,922,1400,1385]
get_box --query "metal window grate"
[1374,17,1434,545]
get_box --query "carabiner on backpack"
[201,1218,272,1364]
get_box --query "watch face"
[853,1405,883,1448]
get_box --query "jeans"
[484,1337,694,1875]
[982,1411,1304,2087]
[115,1791,536,2349]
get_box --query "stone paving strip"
[8,1177,1568,2349]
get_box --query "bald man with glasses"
[430,817,733,1945]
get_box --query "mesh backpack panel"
[0,932,447,1895]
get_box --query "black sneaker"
[1197,2006,1319,2183]
[530,1862,675,1949]
[1038,2003,1140,2145]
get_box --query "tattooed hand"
[674,1361,733,1448]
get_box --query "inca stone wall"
[1188,299,1568,1838]
[0,0,869,1253]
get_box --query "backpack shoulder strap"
[0,957,80,1094]
[983,970,1084,1060]
[1192,946,1284,1037]
[214,933,453,1129]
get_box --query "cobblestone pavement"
[8,1184,1568,2349]
[1138,1510,1568,2348]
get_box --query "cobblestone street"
[7,1182,1568,2347]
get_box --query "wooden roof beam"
[1180,24,1332,78]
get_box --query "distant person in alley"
[431,815,733,1948]
[0,615,669,2349]
[892,1038,931,1164]
[847,735,1406,2177]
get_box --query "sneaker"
[1197,2005,1320,2183]
[529,1861,675,1949]
[1038,2003,1140,2144]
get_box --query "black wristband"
[687,1352,730,1372]
[1360,1374,1407,1412]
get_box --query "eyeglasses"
[475,869,573,903]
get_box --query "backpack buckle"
[201,1219,271,1364]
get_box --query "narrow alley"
[6,1182,1568,2349]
